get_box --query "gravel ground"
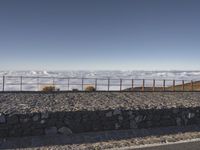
[1,125,200,149]
[0,92,200,114]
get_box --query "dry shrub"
[85,85,96,92]
[42,85,56,92]
[72,88,79,92]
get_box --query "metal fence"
[0,76,199,92]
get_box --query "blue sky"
[0,0,200,70]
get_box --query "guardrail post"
[95,78,97,90]
[132,79,134,91]
[182,80,185,91]
[82,78,84,91]
[120,79,122,91]
[173,80,175,92]
[191,80,193,91]
[52,77,55,86]
[20,76,23,91]
[108,78,110,91]
[163,79,165,91]
[37,77,40,91]
[2,76,5,91]
[67,78,70,91]
[142,79,145,91]
[153,79,155,92]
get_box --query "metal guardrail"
[0,76,199,92]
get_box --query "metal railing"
[0,76,199,92]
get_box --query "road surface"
[121,140,200,150]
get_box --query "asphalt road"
[132,140,200,150]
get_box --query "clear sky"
[0,0,200,70]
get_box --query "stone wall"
[1,106,200,138]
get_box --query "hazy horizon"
[1,70,200,82]
[1,69,200,72]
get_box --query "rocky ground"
[0,92,200,114]
[1,125,200,149]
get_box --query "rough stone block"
[115,123,120,129]
[135,115,144,123]
[46,118,57,126]
[32,114,40,121]
[58,126,72,135]
[57,112,65,120]
[130,120,137,129]
[146,121,153,127]
[120,120,130,129]
[0,113,6,124]
[22,128,32,136]
[188,112,195,119]
[9,128,22,137]
[0,124,7,130]
[102,121,115,130]
[92,122,103,131]
[56,121,66,128]
[0,129,8,137]
[7,115,19,124]
[118,115,123,122]
[20,117,29,123]
[160,119,175,127]
[31,121,45,129]
[88,113,98,121]
[40,120,45,124]
[113,109,121,115]
[31,128,44,136]
[63,117,71,125]
[45,126,57,135]
[176,117,182,126]
[105,111,112,117]
[41,112,49,119]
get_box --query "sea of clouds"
[0,70,199,91]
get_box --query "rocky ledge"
[1,92,200,138]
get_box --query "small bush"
[85,85,96,92]
[72,88,79,92]
[42,86,56,92]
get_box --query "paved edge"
[110,138,200,150]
